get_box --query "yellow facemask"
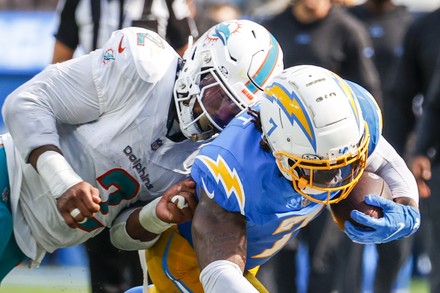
[275,123,370,205]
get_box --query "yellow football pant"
[144,227,268,293]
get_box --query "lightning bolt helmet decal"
[264,82,317,151]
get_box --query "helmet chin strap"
[190,124,214,141]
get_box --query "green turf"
[0,278,430,293]
[0,262,429,293]
[0,265,90,293]
[410,277,429,293]
[0,286,89,293]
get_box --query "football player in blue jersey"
[129,65,420,293]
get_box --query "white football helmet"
[174,19,283,141]
[260,65,371,204]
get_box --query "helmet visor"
[301,159,364,189]
[199,72,244,130]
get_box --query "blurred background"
[1,0,440,133]
[0,0,438,292]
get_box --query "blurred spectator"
[383,7,440,154]
[194,0,241,34]
[51,1,198,292]
[410,51,440,293]
[258,0,382,292]
[261,0,381,103]
[348,1,414,292]
[349,0,412,101]
[385,6,440,293]
[247,0,290,22]
[331,0,356,7]
[52,0,198,62]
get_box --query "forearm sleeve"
[366,136,419,204]
[200,260,259,293]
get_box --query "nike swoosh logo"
[118,35,125,53]
[201,178,215,199]
[383,222,405,242]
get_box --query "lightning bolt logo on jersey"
[198,155,245,214]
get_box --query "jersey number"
[77,168,140,231]
[252,206,323,259]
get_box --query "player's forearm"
[393,196,418,209]
[194,203,254,292]
[110,207,162,250]
[28,145,62,167]
[112,196,184,250]
[200,260,259,293]
[29,145,83,199]
[366,136,419,205]
[192,191,247,271]
[125,206,166,242]
[124,180,197,246]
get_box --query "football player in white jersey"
[0,19,283,282]
[129,65,420,293]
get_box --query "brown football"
[330,171,393,230]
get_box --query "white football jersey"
[2,27,203,261]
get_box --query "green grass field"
[0,266,90,293]
[0,266,429,293]
[0,280,429,293]
[410,277,430,293]
[0,287,89,293]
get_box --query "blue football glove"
[344,194,421,244]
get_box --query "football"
[329,171,393,230]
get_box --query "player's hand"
[156,178,197,224]
[56,181,101,228]
[410,155,431,198]
[344,195,420,244]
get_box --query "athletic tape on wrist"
[139,197,173,234]
[36,151,82,199]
